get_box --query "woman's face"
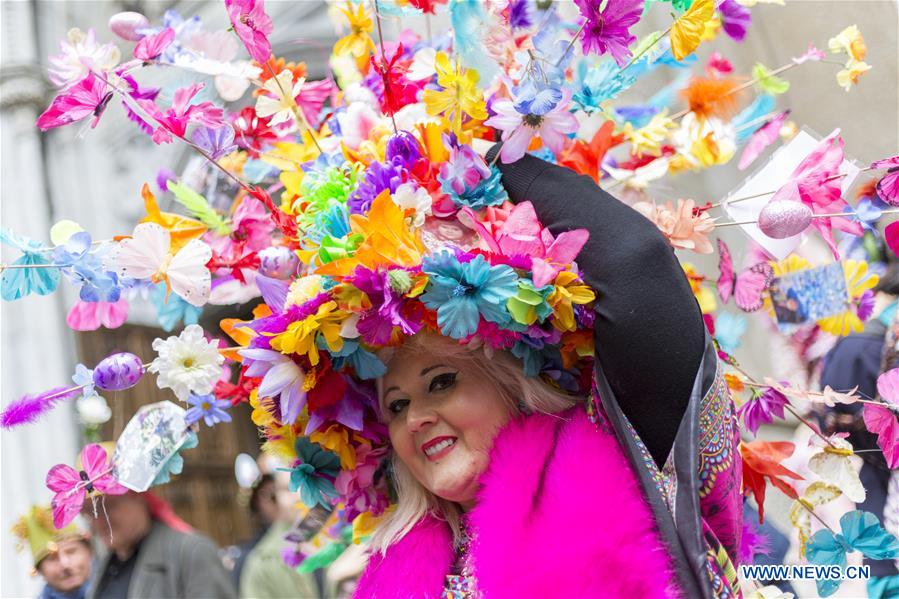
[382,344,512,509]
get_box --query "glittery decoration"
[257,246,299,279]
[758,199,812,239]
[92,352,144,391]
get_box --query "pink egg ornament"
[758,200,813,239]
[109,12,150,42]
[258,246,300,280]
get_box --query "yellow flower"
[249,390,275,427]
[818,260,878,336]
[670,0,715,61]
[268,300,345,365]
[285,275,325,309]
[549,271,596,332]
[255,70,305,128]
[828,25,867,62]
[422,52,487,135]
[262,424,301,462]
[681,262,717,313]
[352,509,392,544]
[836,59,872,92]
[310,424,357,469]
[333,2,375,69]
[623,111,675,157]
[701,16,721,42]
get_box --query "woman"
[353,151,742,598]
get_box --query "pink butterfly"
[871,155,899,206]
[716,239,773,312]
[460,201,589,287]
[134,27,175,61]
[36,72,113,132]
[46,444,127,529]
[66,299,129,331]
[738,110,790,170]
[864,368,899,469]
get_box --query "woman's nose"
[406,402,438,433]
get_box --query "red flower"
[231,107,278,158]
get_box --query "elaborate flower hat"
[12,505,88,569]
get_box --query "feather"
[167,180,231,235]
[1,386,82,429]
[740,518,772,564]
[733,94,776,142]
[681,76,743,120]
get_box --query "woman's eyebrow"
[420,364,448,376]
[383,385,400,398]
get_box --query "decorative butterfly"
[46,444,127,528]
[864,367,899,469]
[716,239,773,312]
[1,228,61,301]
[107,223,212,307]
[788,481,841,557]
[871,155,899,206]
[807,510,899,597]
[738,110,790,170]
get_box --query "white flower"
[391,183,433,228]
[48,28,121,89]
[285,275,324,309]
[76,393,112,425]
[149,324,223,401]
[255,69,305,128]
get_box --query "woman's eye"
[388,399,410,414]
[429,372,457,393]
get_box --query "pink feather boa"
[355,408,678,598]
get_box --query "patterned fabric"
[443,574,475,599]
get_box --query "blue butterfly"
[807,510,899,597]
[1,228,61,301]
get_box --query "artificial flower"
[807,436,865,503]
[75,393,112,426]
[47,28,120,89]
[718,0,750,42]
[255,69,305,128]
[288,437,341,508]
[752,63,790,95]
[66,299,129,331]
[269,301,346,365]
[391,183,433,228]
[134,27,176,61]
[240,348,307,424]
[828,25,867,62]
[789,481,842,558]
[422,52,488,135]
[632,199,715,253]
[344,266,422,345]
[192,124,238,160]
[737,385,788,435]
[548,271,596,332]
[333,1,376,69]
[421,251,519,339]
[836,59,872,92]
[557,120,622,183]
[139,83,224,144]
[623,111,676,157]
[573,0,643,67]
[486,92,578,164]
[225,0,274,63]
[36,72,113,131]
[740,440,802,522]
[184,393,232,427]
[310,424,357,469]
[670,0,715,61]
[149,324,224,401]
[507,279,554,326]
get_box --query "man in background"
[12,505,93,599]
[84,491,236,599]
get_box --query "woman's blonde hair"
[371,334,583,554]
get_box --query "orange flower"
[632,199,716,254]
[255,57,308,96]
[316,190,426,276]
[139,184,207,251]
[557,120,623,183]
[724,373,745,394]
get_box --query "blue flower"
[513,80,563,116]
[72,363,95,398]
[329,339,387,380]
[152,283,202,332]
[421,252,518,339]
[287,438,341,508]
[440,166,509,210]
[52,232,121,302]
[511,335,563,377]
[184,394,232,427]
[572,60,637,112]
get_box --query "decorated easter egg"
[258,246,300,279]
[109,12,150,42]
[93,352,144,391]
[758,200,813,239]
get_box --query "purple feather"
[1,386,82,429]
[740,518,772,564]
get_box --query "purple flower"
[239,348,307,424]
[347,158,408,214]
[509,0,533,29]
[738,386,789,435]
[347,266,422,345]
[573,0,643,67]
[185,393,232,427]
[857,290,876,321]
[192,124,238,160]
[385,131,423,167]
[305,376,373,435]
[719,0,751,42]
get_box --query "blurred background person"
[230,468,278,587]
[84,490,236,599]
[12,505,93,599]
[240,468,320,599]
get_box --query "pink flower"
[225,0,273,64]
[133,27,175,61]
[460,201,589,287]
[485,92,578,164]
[632,199,716,254]
[47,28,121,89]
[334,443,389,520]
[138,83,224,144]
[36,72,113,131]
